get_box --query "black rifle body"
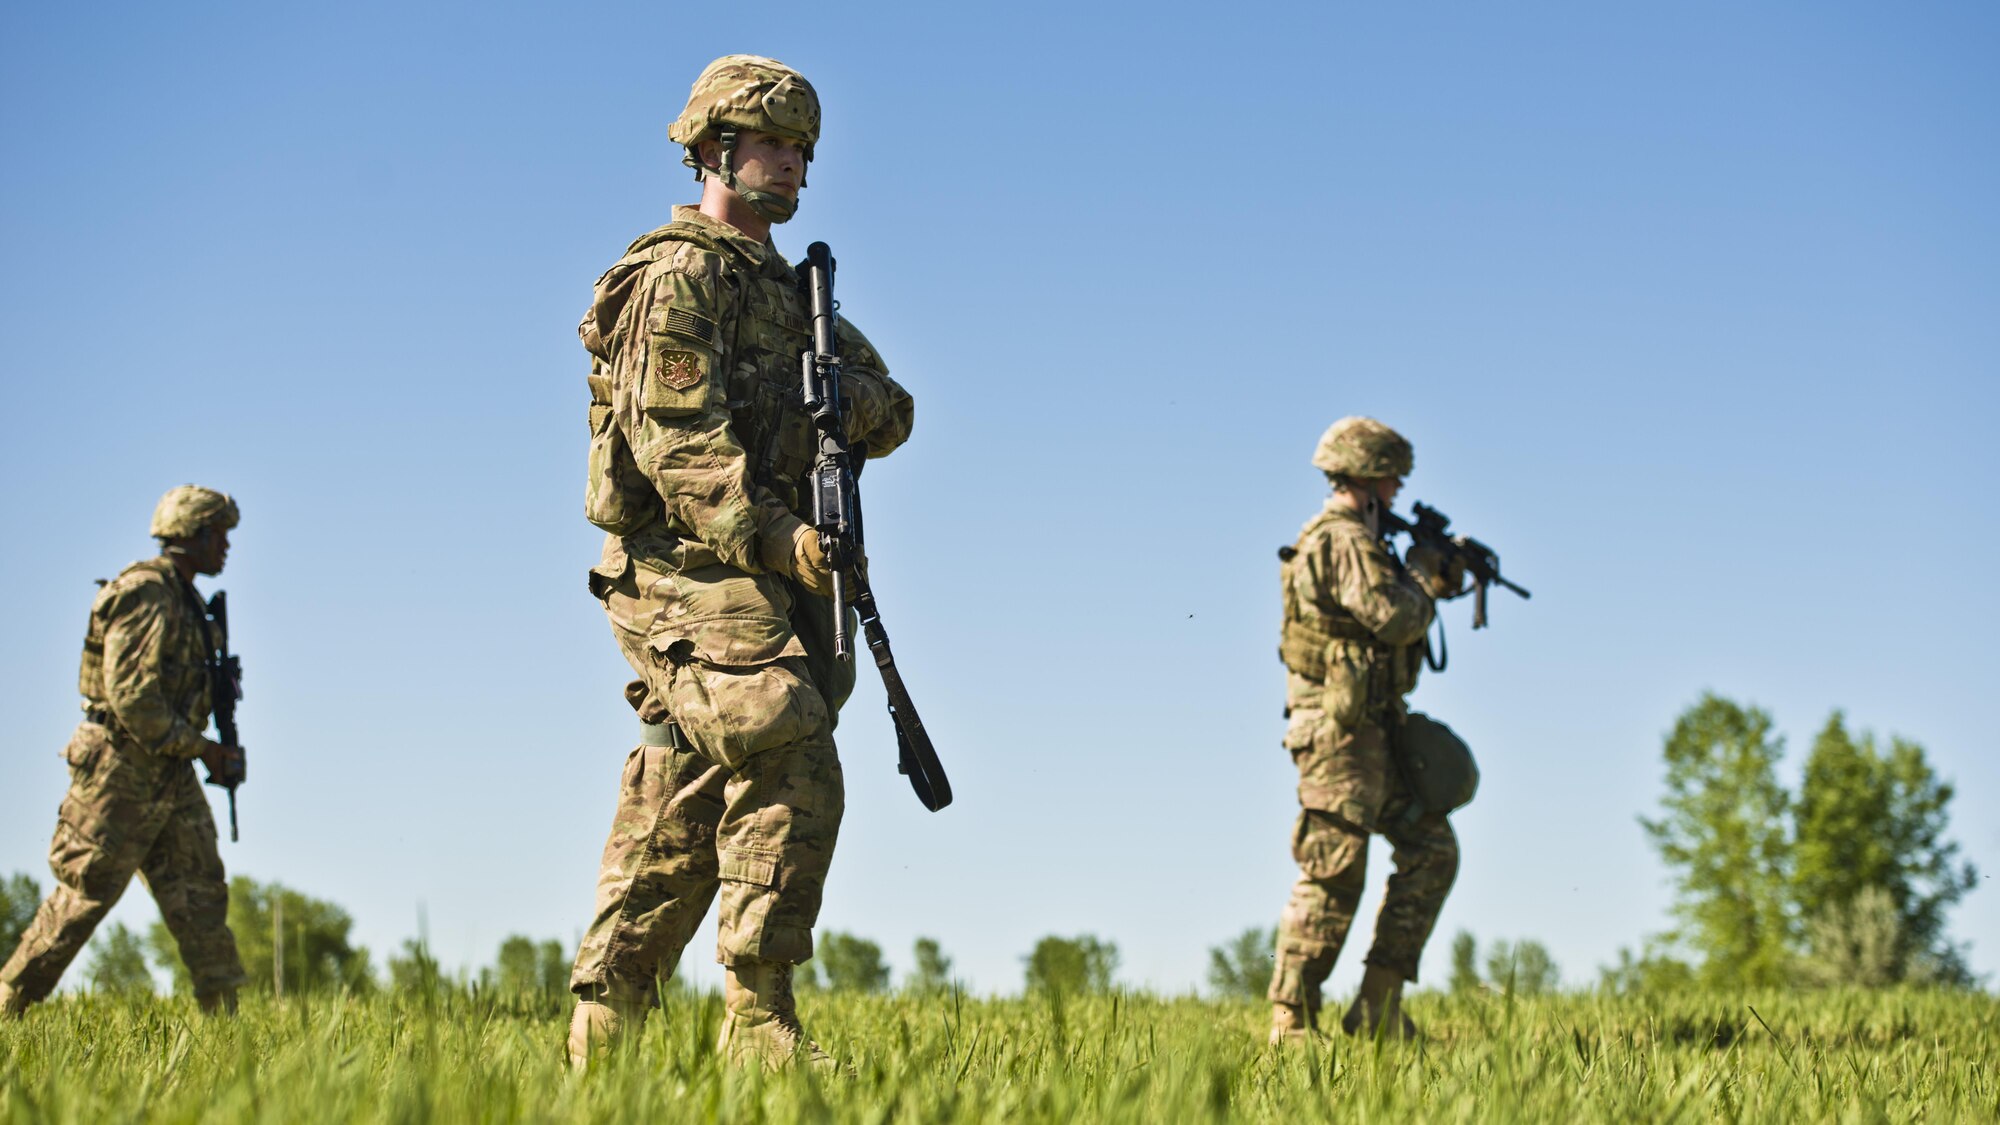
[205,591,243,841]
[1379,502,1530,629]
[799,241,952,812]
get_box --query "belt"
[639,720,688,750]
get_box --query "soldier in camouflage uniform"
[1268,419,1466,1043]
[566,55,914,1070]
[0,486,248,1017]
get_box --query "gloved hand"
[200,740,246,788]
[1404,542,1468,599]
[760,518,835,598]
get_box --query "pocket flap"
[64,722,113,770]
[719,848,778,887]
[650,615,804,667]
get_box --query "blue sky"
[2,1,1994,997]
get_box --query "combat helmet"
[669,54,821,224]
[150,484,239,540]
[1312,416,1413,480]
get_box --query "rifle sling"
[851,579,952,812]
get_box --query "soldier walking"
[1268,419,1466,1043]
[566,55,915,1069]
[0,486,248,1017]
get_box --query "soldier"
[566,55,914,1070]
[1267,418,1466,1043]
[0,486,248,1017]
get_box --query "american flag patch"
[664,307,718,345]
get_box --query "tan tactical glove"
[759,517,835,598]
[200,740,246,788]
[1404,542,1468,599]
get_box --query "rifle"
[1379,502,1531,630]
[205,591,244,841]
[800,241,953,812]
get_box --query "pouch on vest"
[1397,710,1479,818]
[584,367,660,536]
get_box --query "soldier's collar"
[670,204,776,262]
[1321,498,1371,525]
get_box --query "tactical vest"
[584,221,819,537]
[1278,509,1384,681]
[77,558,212,727]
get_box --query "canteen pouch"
[584,367,660,536]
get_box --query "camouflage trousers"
[571,548,849,1007]
[0,721,245,1002]
[1268,708,1458,1010]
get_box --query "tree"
[484,935,568,1001]
[85,923,155,996]
[1598,942,1697,995]
[1448,931,1482,994]
[1483,939,1559,995]
[388,938,444,995]
[908,937,954,994]
[1793,714,1977,985]
[149,877,372,995]
[1,872,41,955]
[1802,884,1903,988]
[1023,934,1118,996]
[1205,926,1273,1000]
[1639,694,1795,988]
[813,931,890,993]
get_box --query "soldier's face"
[722,130,805,200]
[193,526,230,576]
[1373,478,1404,506]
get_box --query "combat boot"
[1341,964,1419,1040]
[567,993,650,1071]
[0,982,27,1020]
[195,988,239,1016]
[716,958,837,1071]
[1268,1001,1324,1045]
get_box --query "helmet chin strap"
[716,129,800,224]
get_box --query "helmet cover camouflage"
[1312,416,1414,479]
[150,485,239,540]
[669,55,821,163]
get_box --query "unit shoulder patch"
[656,347,708,390]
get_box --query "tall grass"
[2,987,1994,1122]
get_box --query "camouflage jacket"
[77,557,214,759]
[580,205,914,573]
[1279,501,1435,726]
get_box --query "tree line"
[3,695,1976,1000]
[0,874,1132,1001]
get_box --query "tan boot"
[1268,1001,1323,1045]
[1341,965,1419,1040]
[716,959,836,1071]
[195,988,239,1016]
[567,994,650,1071]
[0,982,27,1020]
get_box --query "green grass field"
[2,988,1995,1122]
